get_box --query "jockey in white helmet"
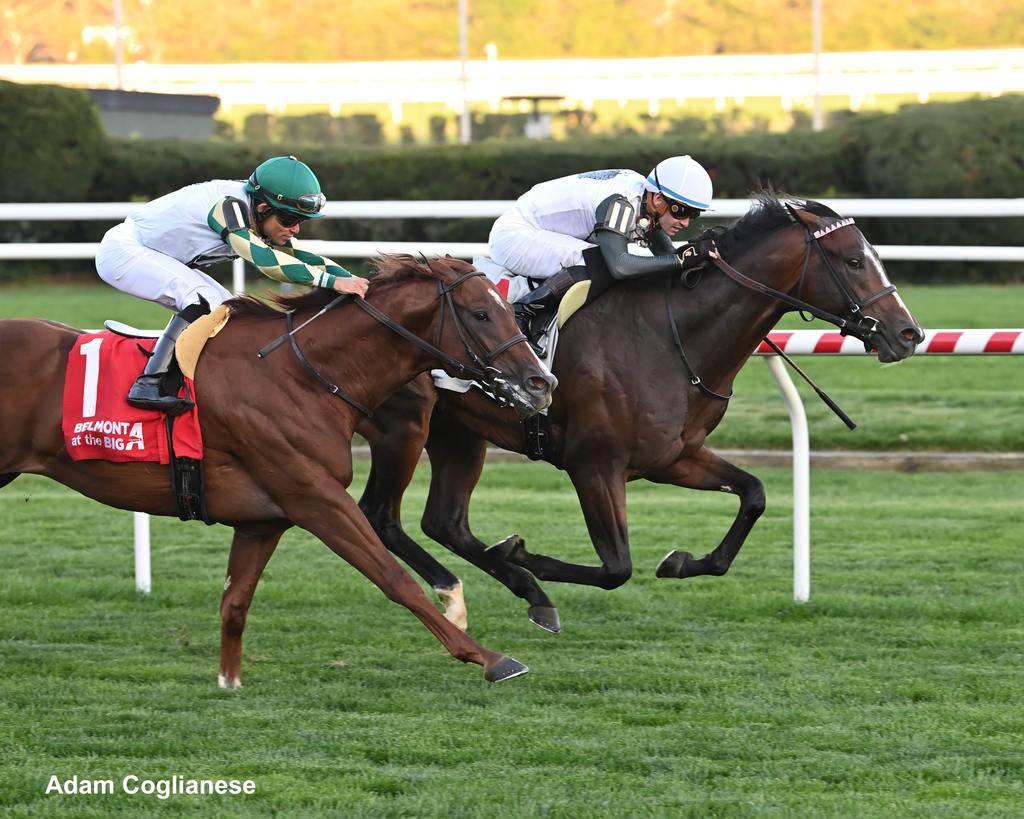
[485,155,718,350]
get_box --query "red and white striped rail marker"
[757,328,1024,356]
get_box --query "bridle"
[256,269,529,417]
[669,208,896,401]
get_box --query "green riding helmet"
[245,155,327,219]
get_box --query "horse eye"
[472,310,490,321]
[846,257,863,269]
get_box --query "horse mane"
[715,186,841,257]
[225,254,477,319]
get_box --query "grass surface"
[1,462,1023,817]
[2,281,1021,451]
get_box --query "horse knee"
[220,597,250,638]
[598,562,632,590]
[421,511,463,545]
[742,479,766,519]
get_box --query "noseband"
[256,270,529,417]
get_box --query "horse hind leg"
[650,447,766,579]
[219,523,288,689]
[359,428,467,630]
[421,415,560,633]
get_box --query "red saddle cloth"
[62,332,203,464]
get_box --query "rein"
[666,213,889,416]
[256,270,528,416]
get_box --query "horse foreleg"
[421,417,560,633]
[649,447,766,579]
[290,491,528,683]
[218,523,288,689]
[491,462,632,590]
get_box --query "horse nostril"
[528,375,550,393]
[902,326,924,344]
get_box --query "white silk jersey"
[510,169,648,238]
[126,179,249,268]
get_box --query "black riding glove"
[676,237,718,270]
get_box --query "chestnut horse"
[0,255,555,684]
[357,194,925,632]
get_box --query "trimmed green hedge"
[0,80,104,249]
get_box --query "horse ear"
[783,201,813,230]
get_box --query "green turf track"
[1,461,1022,817]
[0,282,1021,816]
[2,281,1022,451]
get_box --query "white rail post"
[232,257,245,295]
[765,355,811,602]
[133,512,151,594]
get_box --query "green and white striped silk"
[208,197,353,289]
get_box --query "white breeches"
[95,223,233,312]
[488,208,594,280]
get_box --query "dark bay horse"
[0,255,554,684]
[357,194,925,632]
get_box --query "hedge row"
[3,80,1023,281]
[0,80,104,247]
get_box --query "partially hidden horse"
[356,193,925,632]
[0,255,555,684]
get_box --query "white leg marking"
[223,575,232,592]
[436,582,468,631]
[218,673,242,689]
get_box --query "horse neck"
[302,282,442,415]
[668,232,803,387]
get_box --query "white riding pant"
[96,222,232,312]
[488,207,594,281]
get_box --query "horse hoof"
[656,550,687,578]
[528,605,561,634]
[217,673,242,689]
[655,550,681,577]
[484,655,530,683]
[489,534,525,564]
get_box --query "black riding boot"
[126,306,204,416]
[513,266,588,353]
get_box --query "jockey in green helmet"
[97,154,368,416]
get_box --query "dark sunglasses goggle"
[273,210,307,228]
[666,199,704,220]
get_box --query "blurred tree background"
[3,0,1023,64]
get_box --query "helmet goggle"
[653,166,704,221]
[248,174,327,215]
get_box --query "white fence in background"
[3,49,1022,115]
[3,199,1022,601]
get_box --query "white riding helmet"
[644,155,713,213]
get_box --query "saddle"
[104,305,231,380]
[98,305,231,522]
